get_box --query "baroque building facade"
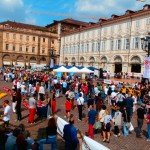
[60,4,150,73]
[0,21,59,68]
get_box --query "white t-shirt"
[104,87,108,95]
[111,91,117,99]
[17,81,21,89]
[111,85,116,91]
[39,86,45,94]
[3,105,11,121]
[20,84,26,92]
[99,109,106,122]
[29,97,36,108]
[77,97,84,105]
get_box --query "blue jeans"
[148,124,150,140]
[84,94,87,102]
[123,122,129,136]
[48,85,51,92]
[127,107,133,119]
[40,136,56,150]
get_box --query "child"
[64,97,72,120]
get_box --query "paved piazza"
[0,79,149,150]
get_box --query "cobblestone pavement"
[0,79,149,150]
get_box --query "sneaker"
[102,139,106,142]
[78,119,81,121]
[146,139,150,141]
[118,133,121,137]
[64,116,67,118]
[113,134,118,137]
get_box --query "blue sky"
[0,0,148,26]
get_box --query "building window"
[33,36,35,41]
[6,44,9,50]
[127,22,131,29]
[97,43,100,51]
[102,41,105,51]
[19,46,22,52]
[87,44,89,52]
[26,36,29,41]
[117,39,121,50]
[92,43,95,51]
[125,39,130,49]
[92,30,95,37]
[136,20,140,27]
[135,37,140,49]
[13,34,16,39]
[20,35,22,40]
[13,45,15,51]
[52,40,54,44]
[81,44,84,53]
[110,40,114,50]
[111,26,114,32]
[26,47,29,52]
[43,38,45,42]
[6,33,9,38]
[118,24,122,30]
[146,18,150,24]
[104,27,107,33]
[42,49,45,54]
[32,47,35,53]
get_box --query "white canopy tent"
[79,67,94,73]
[53,66,68,72]
[67,66,80,72]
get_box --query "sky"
[0,0,148,27]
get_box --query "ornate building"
[0,21,59,68]
[60,4,150,73]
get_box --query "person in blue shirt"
[63,116,79,150]
[85,105,97,139]
[62,80,67,94]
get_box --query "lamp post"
[141,34,150,56]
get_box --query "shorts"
[66,110,70,113]
[103,123,111,132]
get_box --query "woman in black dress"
[15,89,22,122]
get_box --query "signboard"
[57,72,62,78]
[70,72,74,76]
[143,57,150,78]
[82,73,85,80]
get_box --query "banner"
[143,57,150,78]
[57,72,62,79]
[70,72,74,76]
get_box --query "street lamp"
[141,34,150,56]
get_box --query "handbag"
[129,122,134,131]
[125,110,131,128]
[95,121,102,130]
[126,122,131,128]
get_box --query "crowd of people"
[0,68,150,150]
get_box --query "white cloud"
[0,0,36,24]
[75,0,147,18]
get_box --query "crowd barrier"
[57,117,110,150]
[103,72,143,79]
